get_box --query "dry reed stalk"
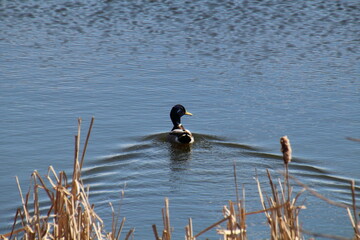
[124,228,134,240]
[152,198,172,240]
[80,117,95,171]
[287,172,360,240]
[346,137,360,142]
[251,136,304,240]
[164,197,171,239]
[289,172,360,239]
[350,180,360,238]
[233,162,247,238]
[195,159,303,240]
[289,174,350,209]
[152,224,161,240]
[108,187,128,240]
[2,118,133,240]
[185,218,194,240]
[195,216,230,238]
[2,120,359,240]
[259,170,304,240]
[162,198,171,240]
[278,136,359,240]
[193,163,248,240]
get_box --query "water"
[1,0,359,238]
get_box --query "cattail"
[280,136,292,164]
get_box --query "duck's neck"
[170,112,181,129]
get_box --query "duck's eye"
[177,109,183,114]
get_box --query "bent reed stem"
[2,124,358,240]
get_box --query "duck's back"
[168,129,194,144]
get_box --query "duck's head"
[170,104,192,128]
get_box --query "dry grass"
[1,121,359,240]
[0,118,133,240]
[152,136,359,240]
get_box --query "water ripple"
[1,0,358,63]
[81,132,359,209]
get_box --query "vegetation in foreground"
[1,118,359,240]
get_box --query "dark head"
[170,104,192,128]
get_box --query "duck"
[167,104,194,144]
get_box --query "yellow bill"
[185,111,193,116]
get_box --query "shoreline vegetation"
[1,118,359,240]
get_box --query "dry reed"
[2,120,359,240]
[152,198,172,240]
[0,118,134,240]
[152,135,358,240]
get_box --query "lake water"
[1,0,359,238]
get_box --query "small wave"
[81,132,359,215]
[139,132,225,142]
[97,152,143,163]
[213,141,262,151]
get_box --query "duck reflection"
[167,143,193,191]
[168,143,192,170]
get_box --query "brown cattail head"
[280,136,292,164]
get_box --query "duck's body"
[167,105,194,144]
[168,126,194,144]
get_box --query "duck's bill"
[185,111,193,116]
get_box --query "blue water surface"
[1,0,359,238]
